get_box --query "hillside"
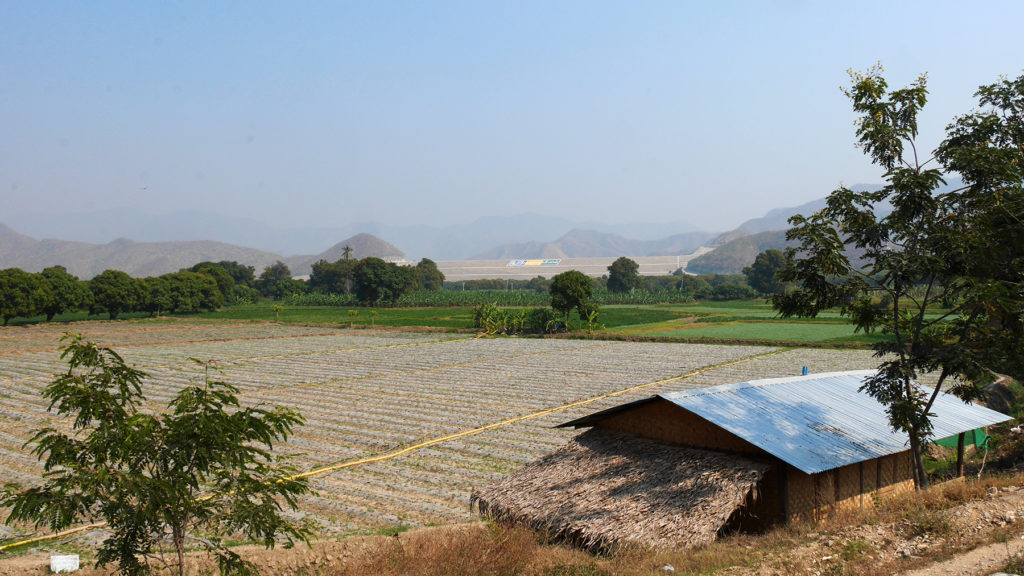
[472,229,713,260]
[685,230,793,274]
[285,233,405,275]
[0,223,403,279]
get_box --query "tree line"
[0,255,448,325]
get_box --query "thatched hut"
[472,370,1011,550]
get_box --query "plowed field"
[0,319,884,536]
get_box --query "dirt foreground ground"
[4,481,1024,576]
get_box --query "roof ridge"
[662,369,877,400]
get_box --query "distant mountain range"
[473,229,714,260]
[2,185,909,278]
[0,223,402,279]
[7,210,701,261]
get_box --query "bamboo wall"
[595,398,764,455]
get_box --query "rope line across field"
[0,346,787,552]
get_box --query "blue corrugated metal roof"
[561,370,1012,475]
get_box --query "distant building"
[472,371,1011,550]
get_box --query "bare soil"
[4,480,1024,576]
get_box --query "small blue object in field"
[802,366,809,376]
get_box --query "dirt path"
[902,536,1024,576]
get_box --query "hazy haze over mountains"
[0,191,863,278]
[8,210,701,261]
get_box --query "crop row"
[0,323,883,534]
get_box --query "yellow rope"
[0,346,785,552]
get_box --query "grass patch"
[637,321,868,343]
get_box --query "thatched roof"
[471,429,769,551]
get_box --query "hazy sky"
[3,1,1022,233]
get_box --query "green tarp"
[933,428,989,448]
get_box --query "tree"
[1,335,312,576]
[256,262,305,300]
[549,270,596,326]
[308,259,356,294]
[353,258,417,306]
[194,265,235,303]
[0,268,48,325]
[39,266,88,321]
[773,67,1024,488]
[606,257,642,294]
[142,275,173,316]
[89,270,141,320]
[415,258,445,291]
[742,249,788,295]
[163,271,224,313]
[191,261,256,288]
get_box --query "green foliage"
[606,256,641,293]
[308,259,356,295]
[1,335,312,575]
[190,261,256,288]
[353,258,419,306]
[415,258,445,291]
[0,268,49,325]
[194,264,235,302]
[89,269,143,320]
[40,266,88,321]
[257,261,301,299]
[774,66,1024,488]
[524,307,558,334]
[743,249,788,295]
[549,270,597,322]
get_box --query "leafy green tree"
[39,266,88,321]
[89,270,140,320]
[257,261,306,300]
[0,268,48,325]
[549,270,596,326]
[1,335,312,576]
[742,249,788,295]
[164,271,224,313]
[194,265,235,303]
[354,258,417,306]
[142,275,173,316]
[190,261,256,288]
[606,257,642,294]
[415,258,445,291]
[308,259,356,294]
[774,67,1024,488]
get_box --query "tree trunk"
[956,432,966,477]
[909,429,929,489]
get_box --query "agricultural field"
[0,319,886,543]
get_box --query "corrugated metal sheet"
[562,370,1012,475]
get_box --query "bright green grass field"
[646,321,884,343]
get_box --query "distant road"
[436,247,713,281]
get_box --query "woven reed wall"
[596,399,762,455]
[785,451,915,522]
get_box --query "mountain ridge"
[0,224,403,279]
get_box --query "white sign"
[50,554,80,573]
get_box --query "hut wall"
[594,399,764,456]
[784,451,915,522]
